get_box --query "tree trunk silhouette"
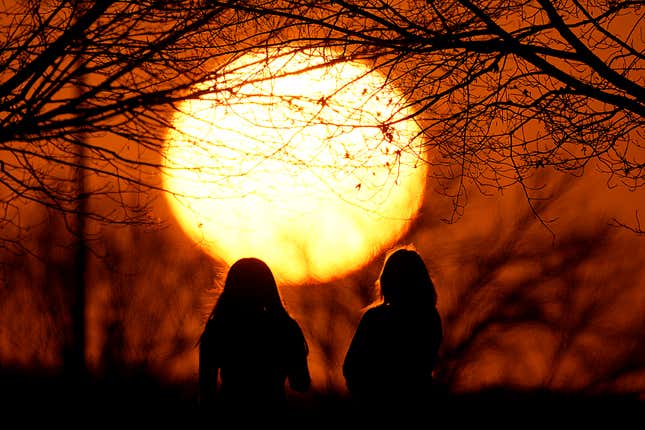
[64,3,89,380]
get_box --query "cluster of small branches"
[0,0,642,231]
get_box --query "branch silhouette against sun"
[1,0,643,236]
[1,1,265,231]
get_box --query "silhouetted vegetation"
[1,1,642,231]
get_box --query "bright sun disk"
[163,47,428,285]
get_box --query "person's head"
[378,247,437,307]
[213,257,286,316]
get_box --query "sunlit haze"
[163,48,428,284]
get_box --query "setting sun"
[163,48,428,284]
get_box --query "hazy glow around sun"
[163,47,428,284]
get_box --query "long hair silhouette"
[379,247,438,307]
[202,257,290,322]
[198,258,310,417]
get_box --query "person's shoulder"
[362,304,390,320]
[430,305,442,322]
[281,313,305,333]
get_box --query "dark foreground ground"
[1,369,642,427]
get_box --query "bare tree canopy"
[0,0,643,229]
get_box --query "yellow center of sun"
[163,48,427,285]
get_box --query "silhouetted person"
[343,247,443,418]
[198,257,311,421]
